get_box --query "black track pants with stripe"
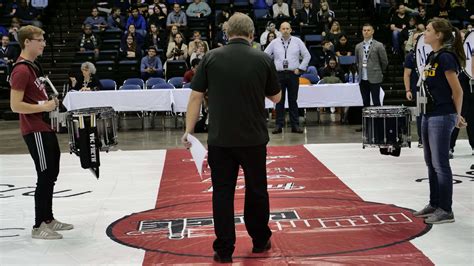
[24,132,60,228]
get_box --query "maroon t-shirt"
[183,69,195,84]
[10,57,53,135]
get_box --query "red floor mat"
[107,145,433,265]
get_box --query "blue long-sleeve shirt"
[264,36,311,71]
[140,56,163,73]
[126,15,147,31]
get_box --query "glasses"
[30,38,46,44]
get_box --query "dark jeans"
[422,114,457,212]
[450,92,474,150]
[24,132,60,228]
[359,80,381,107]
[207,144,272,257]
[275,71,300,128]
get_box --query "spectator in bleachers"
[8,17,21,42]
[405,25,425,52]
[431,0,450,19]
[260,21,281,46]
[183,58,200,84]
[263,32,277,50]
[319,56,345,83]
[166,3,187,29]
[417,5,429,25]
[450,0,474,26]
[5,0,19,17]
[150,0,168,16]
[334,34,352,56]
[250,0,273,10]
[215,21,229,47]
[108,6,126,31]
[272,0,290,19]
[77,24,102,58]
[189,41,207,61]
[120,33,142,60]
[70,61,102,91]
[312,40,335,70]
[166,25,180,44]
[216,7,232,29]
[186,0,211,18]
[0,35,19,70]
[146,4,167,29]
[323,20,344,44]
[126,6,147,34]
[166,32,188,60]
[14,0,43,28]
[0,25,8,38]
[400,15,418,52]
[145,23,166,51]
[389,4,410,54]
[114,0,131,13]
[140,46,164,79]
[123,24,145,48]
[317,1,335,32]
[188,30,209,57]
[291,0,303,17]
[295,0,318,27]
[84,7,108,32]
[0,0,6,15]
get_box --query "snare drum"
[66,107,117,177]
[362,106,411,149]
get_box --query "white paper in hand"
[187,133,208,177]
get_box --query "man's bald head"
[279,22,292,39]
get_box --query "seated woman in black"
[71,61,102,91]
[319,56,345,83]
[120,34,143,60]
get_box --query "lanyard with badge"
[362,40,372,68]
[282,37,291,69]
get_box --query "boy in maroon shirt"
[10,25,73,239]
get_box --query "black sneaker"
[213,252,232,263]
[291,127,304,133]
[413,204,437,218]
[252,240,271,253]
[424,208,455,224]
[272,127,282,134]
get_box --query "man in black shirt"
[389,4,410,54]
[182,12,281,263]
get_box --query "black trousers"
[450,91,474,149]
[275,71,300,128]
[24,132,60,228]
[359,80,381,107]
[207,144,272,256]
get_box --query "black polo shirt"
[192,38,281,147]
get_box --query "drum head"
[363,106,410,117]
[464,31,474,79]
[415,34,433,76]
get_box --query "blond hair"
[17,25,45,50]
[227,12,254,38]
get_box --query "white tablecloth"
[63,84,384,112]
[63,90,173,112]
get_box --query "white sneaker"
[47,219,74,231]
[32,222,63,239]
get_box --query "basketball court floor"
[0,119,472,265]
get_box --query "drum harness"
[418,49,460,115]
[10,60,60,122]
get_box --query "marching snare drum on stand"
[66,107,117,178]
[362,106,411,149]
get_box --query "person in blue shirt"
[412,18,467,225]
[126,7,147,34]
[403,30,423,148]
[140,46,163,80]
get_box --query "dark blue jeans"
[421,113,457,212]
[275,71,300,128]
